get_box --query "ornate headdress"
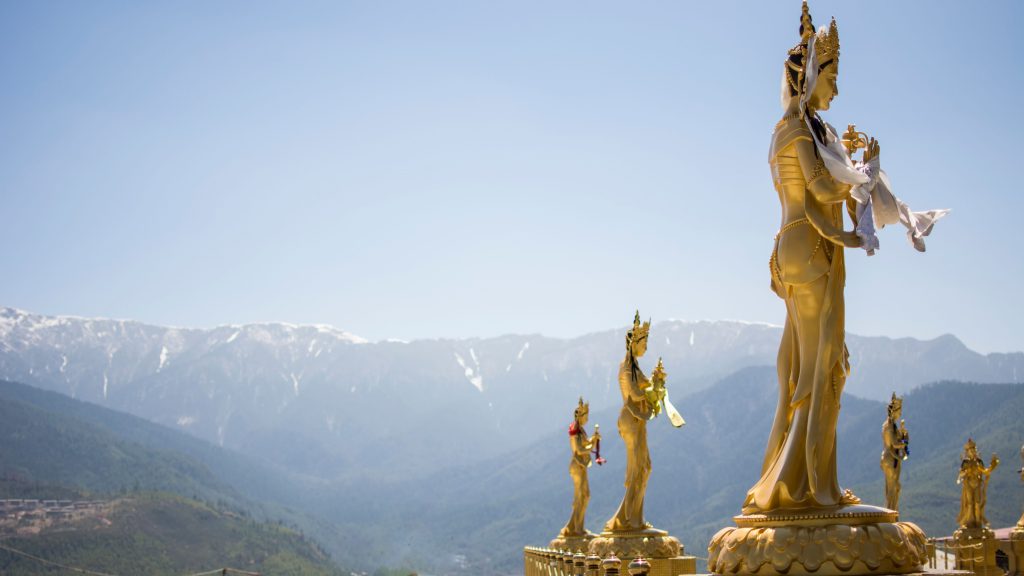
[782,2,840,107]
[963,438,978,457]
[887,392,903,415]
[627,310,651,344]
[575,396,589,419]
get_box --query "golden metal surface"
[709,5,927,574]
[558,398,600,539]
[709,516,928,576]
[1018,443,1024,530]
[881,393,909,512]
[747,1,861,515]
[956,438,999,530]
[603,311,680,534]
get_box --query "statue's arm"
[795,139,852,204]
[572,433,593,457]
[805,198,863,248]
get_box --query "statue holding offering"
[881,393,909,512]
[604,311,682,534]
[559,398,601,538]
[957,438,999,530]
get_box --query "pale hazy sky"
[2,2,1022,353]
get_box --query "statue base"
[588,528,696,576]
[952,526,1001,576]
[549,532,596,554]
[708,504,928,576]
[1008,526,1024,576]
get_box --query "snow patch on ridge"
[158,346,170,371]
[454,352,484,392]
[517,341,530,360]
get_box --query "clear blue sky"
[2,2,1022,353]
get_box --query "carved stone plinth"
[708,504,928,576]
[588,529,696,576]
[953,526,1002,576]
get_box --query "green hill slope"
[0,380,354,573]
[0,493,343,576]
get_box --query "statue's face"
[578,409,589,427]
[631,333,648,357]
[809,62,838,111]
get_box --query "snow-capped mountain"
[1,307,1021,479]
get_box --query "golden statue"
[605,311,656,533]
[881,393,909,512]
[1018,443,1024,530]
[745,4,864,514]
[558,398,601,539]
[709,5,934,573]
[957,438,999,529]
[604,312,683,533]
[588,312,687,568]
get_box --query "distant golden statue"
[957,438,999,529]
[559,398,601,538]
[603,311,682,534]
[606,312,656,533]
[881,393,909,512]
[1017,443,1024,529]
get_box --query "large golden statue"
[558,398,601,539]
[709,4,938,574]
[881,393,909,512]
[956,438,999,530]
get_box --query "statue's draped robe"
[744,116,850,514]
[606,356,651,530]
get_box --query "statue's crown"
[629,310,651,341]
[888,392,903,410]
[576,396,589,416]
[787,2,840,95]
[815,16,840,63]
[964,437,978,454]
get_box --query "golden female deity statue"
[957,438,999,530]
[744,3,863,515]
[589,312,685,564]
[558,398,601,539]
[881,393,909,512]
[709,5,940,573]
[605,311,658,533]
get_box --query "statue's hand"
[862,137,880,164]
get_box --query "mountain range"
[2,307,1022,482]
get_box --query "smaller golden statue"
[559,397,602,539]
[880,393,909,512]
[588,312,687,567]
[605,311,683,534]
[957,438,999,530]
[1016,443,1024,530]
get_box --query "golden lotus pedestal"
[587,528,697,576]
[708,504,929,576]
[548,533,595,555]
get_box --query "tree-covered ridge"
[0,493,344,576]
